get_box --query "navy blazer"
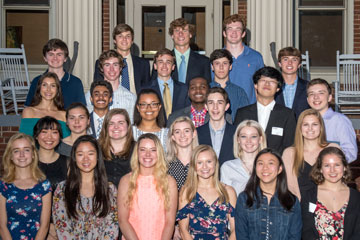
[89,112,96,139]
[275,77,310,119]
[301,186,360,240]
[197,121,236,167]
[146,79,191,118]
[234,103,296,154]
[151,49,211,84]
[93,55,151,94]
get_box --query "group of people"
[0,13,359,240]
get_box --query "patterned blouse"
[53,181,119,240]
[0,179,51,240]
[177,192,234,239]
[168,158,189,190]
[132,126,169,151]
[315,200,347,240]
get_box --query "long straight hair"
[244,148,295,211]
[64,135,110,219]
[181,145,229,204]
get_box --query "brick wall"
[0,126,19,162]
[238,0,247,24]
[102,0,110,51]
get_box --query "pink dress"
[125,174,165,240]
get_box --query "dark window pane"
[222,0,231,47]
[117,0,125,24]
[6,10,49,64]
[182,7,205,52]
[142,6,165,59]
[299,10,342,66]
[4,0,49,6]
[299,0,344,7]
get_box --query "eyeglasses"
[138,102,160,109]
[258,79,278,86]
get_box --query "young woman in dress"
[52,135,118,239]
[220,120,267,195]
[235,148,302,240]
[0,133,52,239]
[98,108,136,187]
[57,102,90,157]
[118,133,178,240]
[302,147,360,240]
[20,72,70,137]
[282,109,338,199]
[133,88,168,149]
[166,116,198,190]
[178,145,237,240]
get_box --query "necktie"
[96,118,103,139]
[179,55,186,83]
[121,58,130,90]
[163,82,172,118]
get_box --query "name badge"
[271,127,283,136]
[309,202,316,213]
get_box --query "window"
[2,0,52,64]
[296,0,347,67]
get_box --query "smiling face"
[11,138,33,169]
[279,56,301,76]
[67,107,89,135]
[196,150,216,180]
[153,54,175,80]
[254,76,279,99]
[91,85,112,111]
[136,93,161,122]
[172,121,196,148]
[212,57,232,81]
[40,77,57,101]
[75,142,97,174]
[307,84,331,115]
[205,92,230,122]
[188,78,208,104]
[171,25,192,48]
[321,153,345,184]
[103,57,122,82]
[114,31,133,53]
[37,127,60,151]
[223,21,246,45]
[301,114,321,141]
[108,114,128,141]
[238,126,262,154]
[44,48,66,69]
[256,152,282,187]
[138,138,158,169]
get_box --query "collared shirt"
[92,111,104,138]
[157,77,174,101]
[174,48,190,72]
[85,84,136,123]
[120,54,136,94]
[210,80,249,121]
[227,44,264,104]
[322,108,358,162]
[209,121,226,158]
[257,100,276,131]
[283,76,298,108]
[168,158,189,190]
[220,158,250,196]
[190,105,207,128]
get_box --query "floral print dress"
[315,200,347,240]
[0,179,52,240]
[177,192,234,240]
[52,181,119,240]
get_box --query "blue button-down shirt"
[282,77,298,108]
[157,77,174,101]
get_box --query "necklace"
[262,191,273,196]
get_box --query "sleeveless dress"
[0,179,51,240]
[125,174,165,240]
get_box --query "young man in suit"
[94,24,150,94]
[223,14,264,104]
[275,47,309,119]
[197,87,236,166]
[307,78,358,162]
[234,66,296,154]
[25,39,86,109]
[146,48,190,119]
[151,18,211,84]
[86,50,136,123]
[210,49,249,121]
[88,81,112,139]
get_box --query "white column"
[247,0,293,67]
[56,0,102,90]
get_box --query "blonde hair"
[1,133,45,183]
[233,120,267,159]
[166,116,198,163]
[127,133,170,210]
[181,145,229,204]
[293,109,329,176]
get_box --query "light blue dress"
[19,118,70,138]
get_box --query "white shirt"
[257,100,275,131]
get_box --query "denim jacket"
[235,188,302,240]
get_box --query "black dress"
[298,161,316,197]
[38,154,68,192]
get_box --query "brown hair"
[278,47,302,62]
[307,78,332,95]
[98,50,124,73]
[112,24,134,40]
[153,48,175,64]
[42,38,69,58]
[168,18,194,36]
[206,87,229,104]
[223,14,246,32]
